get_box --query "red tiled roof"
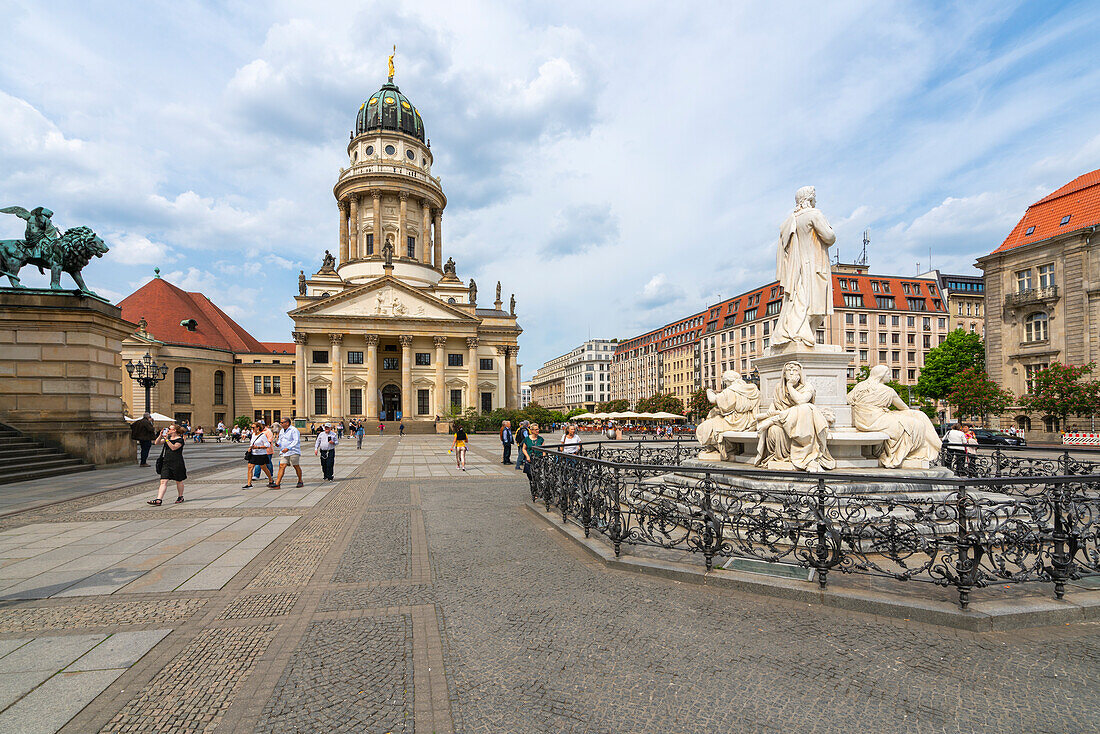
[118,277,270,353]
[993,168,1100,254]
[831,273,943,312]
[260,342,296,354]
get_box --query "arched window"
[1025,312,1048,342]
[174,367,191,404]
[213,370,225,405]
[1015,415,1031,432]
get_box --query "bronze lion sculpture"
[0,226,109,296]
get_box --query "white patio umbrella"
[570,413,598,421]
[652,411,687,420]
[126,412,173,422]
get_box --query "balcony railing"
[1005,286,1059,307]
[338,162,442,188]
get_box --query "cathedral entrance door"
[381,385,402,421]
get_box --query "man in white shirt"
[944,422,975,475]
[273,417,303,488]
[314,423,339,481]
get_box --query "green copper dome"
[355,82,425,141]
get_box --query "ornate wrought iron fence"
[936,442,1100,478]
[528,440,1100,608]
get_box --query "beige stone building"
[289,71,521,427]
[530,339,613,412]
[118,275,296,429]
[978,168,1100,437]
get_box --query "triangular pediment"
[291,276,477,322]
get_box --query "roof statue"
[469,278,477,305]
[298,270,307,295]
[321,250,336,271]
[510,293,516,315]
[495,281,501,303]
[0,205,108,296]
[443,257,456,275]
[382,233,395,269]
[772,186,836,348]
[388,45,396,83]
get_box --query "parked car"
[970,428,1027,447]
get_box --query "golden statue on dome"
[388,45,396,82]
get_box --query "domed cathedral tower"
[336,76,443,286]
[290,54,522,431]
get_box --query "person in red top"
[378,422,385,435]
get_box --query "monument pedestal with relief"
[0,291,135,466]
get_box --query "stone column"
[434,336,447,417]
[421,203,432,264]
[349,195,359,259]
[505,346,519,410]
[466,337,479,410]
[365,334,379,419]
[372,190,382,257]
[496,345,508,412]
[433,211,443,268]
[293,331,308,419]
[338,201,349,264]
[329,333,344,418]
[399,335,414,420]
[399,191,409,260]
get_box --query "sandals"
[147,498,162,506]
[175,496,185,503]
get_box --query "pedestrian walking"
[522,423,544,477]
[399,422,405,437]
[243,422,274,488]
[273,417,304,488]
[130,412,156,467]
[378,422,385,435]
[315,423,338,481]
[515,420,530,471]
[500,420,514,465]
[355,421,365,449]
[452,426,468,470]
[148,423,186,505]
[561,423,581,454]
[337,421,345,439]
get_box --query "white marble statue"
[754,361,836,472]
[847,365,942,468]
[696,370,761,460]
[773,186,837,348]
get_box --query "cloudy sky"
[3,1,1099,375]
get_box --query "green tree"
[946,367,1014,425]
[636,393,684,415]
[917,329,985,400]
[522,402,553,428]
[234,415,252,430]
[597,399,629,413]
[687,388,712,421]
[1020,362,1100,430]
[565,407,588,419]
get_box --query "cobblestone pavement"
[0,434,1096,732]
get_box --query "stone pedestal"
[755,342,855,426]
[0,290,136,466]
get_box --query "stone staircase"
[0,423,94,485]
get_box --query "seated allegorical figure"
[847,364,942,468]
[696,370,760,460]
[753,361,836,472]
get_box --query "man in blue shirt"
[273,417,303,488]
[500,420,514,465]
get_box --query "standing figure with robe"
[773,186,836,348]
[696,370,760,461]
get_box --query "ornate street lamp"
[125,352,169,414]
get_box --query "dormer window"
[1025,225,1036,235]
[1060,215,1071,226]
[180,319,198,332]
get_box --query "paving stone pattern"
[100,624,280,733]
[255,616,413,733]
[0,434,1097,732]
[331,509,411,583]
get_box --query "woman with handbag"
[243,422,274,488]
[148,423,186,506]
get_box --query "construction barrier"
[1062,432,1100,446]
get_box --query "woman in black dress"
[148,423,186,505]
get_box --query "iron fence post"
[1048,480,1077,600]
[610,465,625,558]
[953,482,980,609]
[815,477,829,589]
